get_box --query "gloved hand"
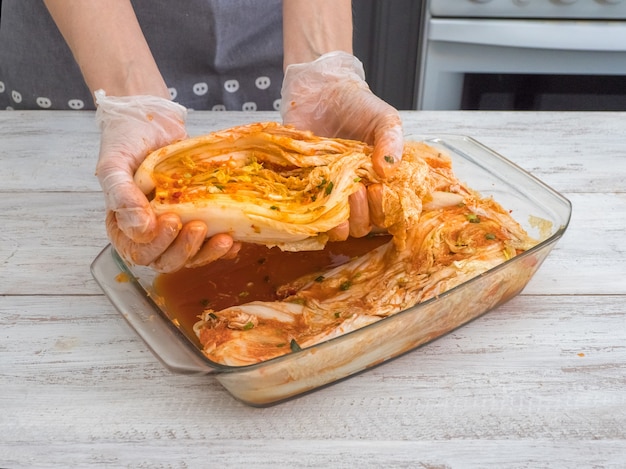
[281,51,404,238]
[94,90,238,272]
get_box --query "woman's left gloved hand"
[281,51,404,239]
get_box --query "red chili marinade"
[153,235,391,345]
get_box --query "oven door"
[417,19,626,110]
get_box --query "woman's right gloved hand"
[94,90,239,273]
[281,52,404,240]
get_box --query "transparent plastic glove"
[94,90,238,272]
[281,51,403,239]
[281,51,403,178]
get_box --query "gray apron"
[0,0,283,111]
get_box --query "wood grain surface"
[1,110,625,468]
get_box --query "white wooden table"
[1,110,625,468]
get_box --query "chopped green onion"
[467,214,480,223]
[243,322,255,330]
[485,233,496,240]
[339,280,352,291]
[384,155,395,164]
[325,181,334,196]
[290,339,302,352]
[314,275,325,283]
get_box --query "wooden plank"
[2,440,625,468]
[0,192,107,295]
[0,111,275,192]
[524,192,626,295]
[1,295,624,466]
[1,111,625,194]
[396,111,626,194]
[1,192,624,295]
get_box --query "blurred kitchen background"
[353,0,423,111]
[3,0,625,111]
[354,0,626,111]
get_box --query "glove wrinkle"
[185,233,237,269]
[106,212,181,266]
[151,221,207,273]
[281,51,403,180]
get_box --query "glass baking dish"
[91,135,571,406]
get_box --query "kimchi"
[136,122,537,366]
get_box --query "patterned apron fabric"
[0,0,283,111]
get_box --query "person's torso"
[0,0,283,111]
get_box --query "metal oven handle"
[429,18,626,52]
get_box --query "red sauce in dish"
[153,235,391,345]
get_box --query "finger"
[107,212,181,265]
[348,183,371,238]
[150,221,208,273]
[115,193,157,242]
[327,220,349,242]
[367,183,386,228]
[371,114,404,179]
[97,161,157,243]
[221,241,242,260]
[185,233,236,268]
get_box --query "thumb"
[372,117,404,179]
[97,162,157,243]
